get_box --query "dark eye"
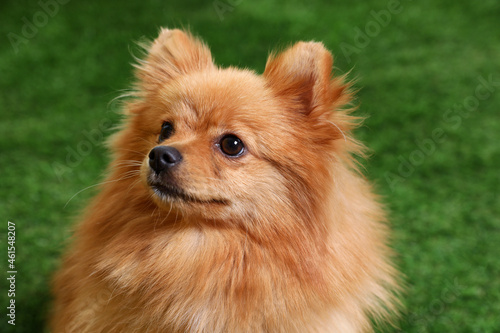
[159,121,174,142]
[219,134,244,157]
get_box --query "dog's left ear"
[263,42,349,120]
[136,28,214,92]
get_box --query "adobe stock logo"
[213,0,243,21]
[385,74,499,191]
[7,0,71,54]
[52,117,113,182]
[396,278,465,331]
[339,0,411,64]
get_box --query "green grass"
[1,0,499,332]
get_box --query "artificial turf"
[1,0,499,332]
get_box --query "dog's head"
[118,29,355,226]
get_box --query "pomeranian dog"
[51,28,400,332]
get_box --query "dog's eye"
[219,135,244,157]
[159,122,174,142]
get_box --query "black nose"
[149,146,183,174]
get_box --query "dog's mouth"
[150,183,229,205]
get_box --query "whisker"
[138,137,155,146]
[111,164,142,172]
[125,176,143,196]
[64,174,137,209]
[114,160,143,166]
[108,89,136,108]
[115,148,149,156]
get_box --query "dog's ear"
[135,28,214,91]
[263,42,349,120]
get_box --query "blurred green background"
[1,0,499,332]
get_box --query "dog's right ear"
[135,28,214,92]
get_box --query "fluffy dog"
[51,28,400,332]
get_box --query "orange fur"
[51,28,400,332]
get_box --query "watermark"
[385,74,500,191]
[340,0,411,64]
[51,116,113,182]
[397,278,465,332]
[7,0,71,54]
[6,221,17,326]
[213,0,243,21]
